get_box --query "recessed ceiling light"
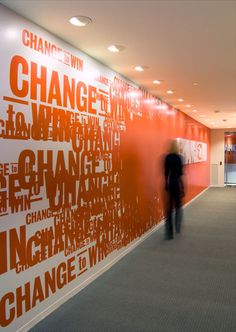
[134,65,147,71]
[178,98,184,102]
[153,80,162,84]
[192,109,197,112]
[167,90,174,94]
[69,16,92,26]
[186,104,191,108]
[200,114,206,117]
[193,82,199,86]
[210,122,215,124]
[107,45,125,52]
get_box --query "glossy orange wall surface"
[119,96,210,215]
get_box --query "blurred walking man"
[164,140,185,239]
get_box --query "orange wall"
[118,94,210,225]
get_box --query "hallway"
[31,187,236,332]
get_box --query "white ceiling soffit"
[0,0,236,129]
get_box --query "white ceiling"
[1,0,236,129]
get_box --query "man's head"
[169,139,179,154]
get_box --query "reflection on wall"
[0,5,210,331]
[225,133,236,163]
[225,133,236,183]
[177,138,207,164]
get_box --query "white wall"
[211,128,236,186]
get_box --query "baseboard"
[209,184,225,187]
[18,186,208,332]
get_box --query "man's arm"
[164,155,169,191]
[179,155,185,196]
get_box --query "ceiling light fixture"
[134,66,146,71]
[107,45,125,52]
[69,16,92,27]
[167,90,174,94]
[192,109,197,112]
[153,80,162,84]
[193,82,199,86]
[178,98,184,102]
[186,104,191,108]
[200,114,206,117]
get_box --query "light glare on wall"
[128,91,140,98]
[5,28,18,39]
[160,104,168,111]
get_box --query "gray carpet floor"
[31,187,236,332]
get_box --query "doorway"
[224,132,236,185]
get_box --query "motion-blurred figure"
[164,139,185,239]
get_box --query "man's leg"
[175,194,183,233]
[165,194,174,239]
